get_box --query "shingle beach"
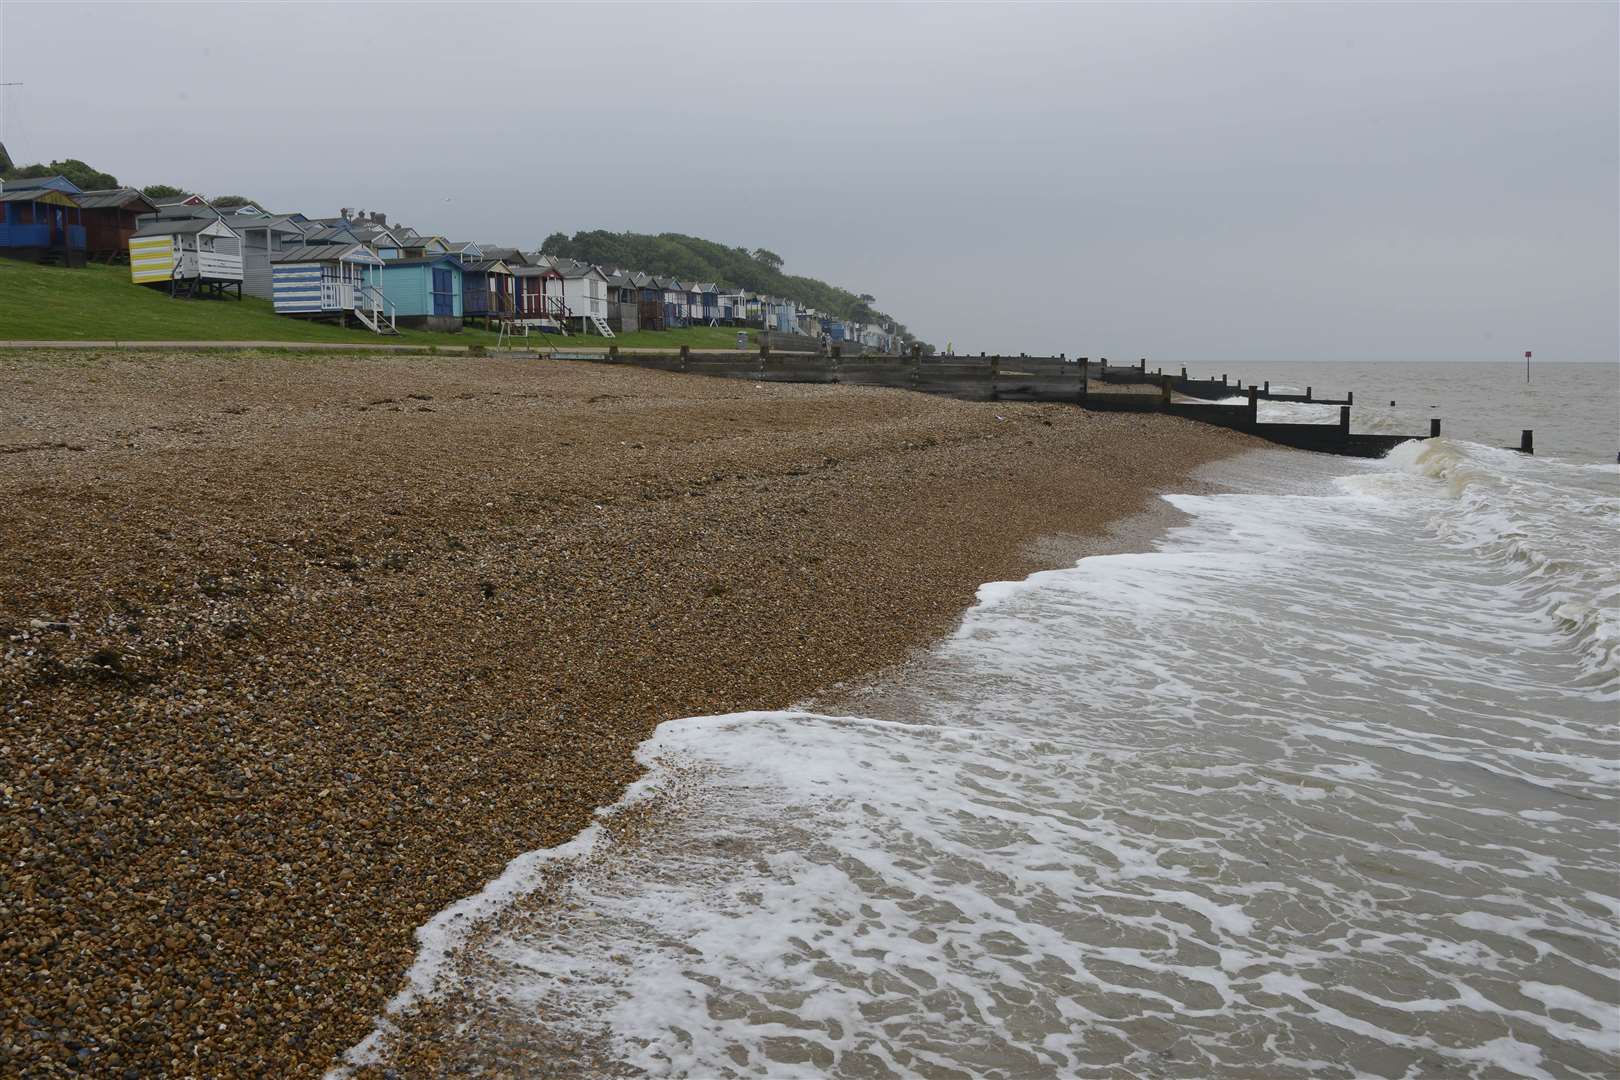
[0,350,1255,1076]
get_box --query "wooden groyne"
[553,344,1495,458]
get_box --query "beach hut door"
[432,267,454,316]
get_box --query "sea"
[343,360,1619,1079]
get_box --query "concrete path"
[0,340,822,357]
[0,340,482,352]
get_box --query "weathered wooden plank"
[1165,402,1251,429]
[685,363,764,380]
[1099,367,1158,385]
[758,362,838,383]
[994,357,1074,376]
[839,361,915,385]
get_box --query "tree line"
[540,229,924,348]
[0,154,257,209]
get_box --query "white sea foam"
[1212,394,1343,425]
[345,440,1619,1078]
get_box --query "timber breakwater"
[556,344,1536,458]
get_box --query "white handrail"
[360,283,397,331]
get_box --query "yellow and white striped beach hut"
[129,217,244,298]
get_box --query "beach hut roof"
[228,213,302,231]
[303,224,364,243]
[477,246,529,265]
[381,254,462,269]
[0,188,80,208]
[72,187,158,212]
[271,242,385,265]
[153,202,222,220]
[1,174,82,194]
[552,259,606,280]
[131,217,239,238]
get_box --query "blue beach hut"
[271,242,393,333]
[378,254,464,331]
[0,176,87,267]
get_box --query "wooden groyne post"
[1520,429,1534,454]
[1248,386,1259,426]
[1430,418,1442,438]
[1340,406,1351,435]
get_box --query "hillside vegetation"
[540,230,925,348]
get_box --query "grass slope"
[1,261,768,352]
[0,260,500,347]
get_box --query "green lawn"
[533,325,761,350]
[0,260,502,348]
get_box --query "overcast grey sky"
[2,2,1615,360]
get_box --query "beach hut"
[774,300,790,332]
[461,258,515,326]
[718,287,747,325]
[602,269,640,333]
[691,283,720,325]
[0,185,86,266]
[512,263,567,330]
[378,253,463,330]
[632,272,664,330]
[659,277,688,328]
[551,258,611,335]
[230,214,308,299]
[71,188,159,261]
[128,217,243,297]
[271,242,393,332]
[399,235,450,259]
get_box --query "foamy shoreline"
[346,440,1619,1079]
